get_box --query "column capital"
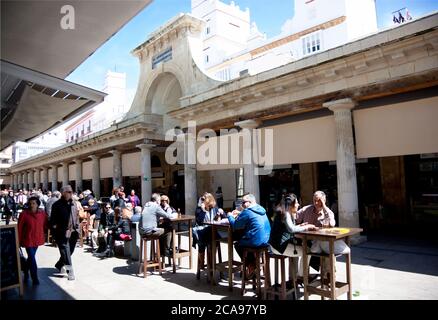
[235,119,261,130]
[110,149,122,156]
[50,164,58,169]
[89,154,100,161]
[137,143,156,151]
[323,98,356,112]
[74,158,83,164]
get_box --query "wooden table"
[204,220,242,291]
[295,227,363,300]
[169,215,195,273]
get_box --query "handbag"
[19,248,28,272]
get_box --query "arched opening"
[145,72,183,132]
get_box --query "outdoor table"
[169,215,195,273]
[295,227,363,300]
[204,220,242,291]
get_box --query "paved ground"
[2,234,438,300]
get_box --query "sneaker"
[32,278,40,285]
[65,266,75,281]
[55,261,63,272]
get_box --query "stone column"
[35,169,41,190]
[23,171,29,190]
[324,98,360,229]
[110,150,122,189]
[51,165,58,192]
[137,143,155,207]
[17,173,21,190]
[18,172,23,190]
[42,167,49,191]
[236,119,261,203]
[62,162,69,187]
[89,155,101,199]
[28,170,34,190]
[75,159,83,193]
[11,174,16,190]
[184,132,198,216]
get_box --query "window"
[302,31,322,56]
[205,55,209,63]
[206,26,210,35]
[215,68,231,81]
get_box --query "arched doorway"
[145,72,183,133]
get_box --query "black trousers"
[56,231,79,267]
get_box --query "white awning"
[1,61,106,150]
[354,96,438,158]
[1,0,152,78]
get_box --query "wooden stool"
[241,246,269,299]
[197,241,223,281]
[138,235,163,278]
[265,253,298,300]
[308,252,346,300]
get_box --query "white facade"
[65,70,127,142]
[93,71,127,132]
[12,129,65,163]
[200,0,378,80]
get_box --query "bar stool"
[265,253,298,300]
[138,234,163,278]
[197,241,223,281]
[307,251,346,300]
[241,246,269,299]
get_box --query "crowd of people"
[1,183,348,290]
[0,185,181,285]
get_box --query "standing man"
[50,185,79,280]
[227,193,271,277]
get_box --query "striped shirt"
[295,205,336,227]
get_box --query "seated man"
[227,193,271,277]
[296,190,350,275]
[139,193,175,257]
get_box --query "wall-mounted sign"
[152,47,172,69]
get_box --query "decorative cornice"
[169,24,438,127]
[10,118,163,172]
[132,14,204,60]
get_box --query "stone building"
[9,12,438,237]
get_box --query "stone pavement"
[2,235,438,300]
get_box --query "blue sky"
[66,0,438,106]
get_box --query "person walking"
[4,190,17,225]
[18,196,48,285]
[50,185,79,280]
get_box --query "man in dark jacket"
[4,190,16,225]
[50,185,79,280]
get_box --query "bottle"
[177,208,181,218]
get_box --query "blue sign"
[152,47,172,69]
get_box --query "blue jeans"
[25,247,38,281]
